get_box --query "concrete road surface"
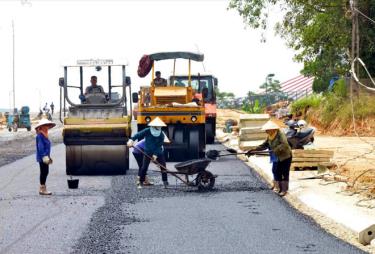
[0,143,365,254]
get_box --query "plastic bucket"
[67,179,79,189]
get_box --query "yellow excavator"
[133,52,206,161]
[59,59,132,175]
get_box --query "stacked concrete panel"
[291,149,335,170]
[238,114,269,141]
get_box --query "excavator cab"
[59,59,132,175]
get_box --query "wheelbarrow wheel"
[197,170,215,191]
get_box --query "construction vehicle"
[133,52,206,161]
[6,107,32,132]
[169,74,218,143]
[59,59,132,175]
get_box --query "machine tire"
[206,123,215,144]
[27,126,31,131]
[8,127,11,132]
[188,128,200,159]
[197,170,215,191]
[205,118,216,144]
[169,128,184,161]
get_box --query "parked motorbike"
[284,119,315,149]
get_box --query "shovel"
[206,148,270,160]
[67,175,79,189]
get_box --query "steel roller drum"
[66,145,129,175]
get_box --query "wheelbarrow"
[132,146,217,191]
[206,148,270,160]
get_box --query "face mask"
[150,127,162,137]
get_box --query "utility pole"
[351,0,360,96]
[12,20,16,113]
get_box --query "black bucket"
[67,179,79,189]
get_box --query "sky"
[0,0,303,111]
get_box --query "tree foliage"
[229,0,375,92]
[259,78,281,93]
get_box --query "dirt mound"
[307,110,375,136]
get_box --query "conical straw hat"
[148,117,166,127]
[35,118,56,130]
[261,120,279,131]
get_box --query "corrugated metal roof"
[280,75,314,100]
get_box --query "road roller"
[59,59,132,175]
[133,52,206,161]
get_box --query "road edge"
[236,152,373,253]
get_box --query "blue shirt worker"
[127,117,169,189]
[35,118,56,195]
[132,139,154,186]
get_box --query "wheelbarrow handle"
[132,146,168,170]
[217,151,270,157]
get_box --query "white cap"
[261,120,279,131]
[35,118,56,130]
[148,117,167,127]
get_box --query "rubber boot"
[278,181,289,197]
[144,176,154,186]
[163,181,169,189]
[39,185,52,195]
[273,181,281,193]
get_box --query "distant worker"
[50,102,54,115]
[246,120,292,196]
[153,71,167,87]
[43,102,48,112]
[35,118,56,195]
[85,76,105,95]
[201,87,209,102]
[127,117,170,189]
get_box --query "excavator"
[59,59,132,175]
[133,52,206,161]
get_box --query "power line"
[354,7,375,25]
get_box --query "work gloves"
[127,139,134,147]
[152,155,158,161]
[42,156,53,165]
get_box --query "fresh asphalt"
[0,143,365,254]
[73,142,364,254]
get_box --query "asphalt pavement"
[0,143,366,254]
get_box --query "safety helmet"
[285,119,296,127]
[297,120,307,128]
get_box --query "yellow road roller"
[59,59,132,175]
[133,52,206,161]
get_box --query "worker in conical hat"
[246,120,292,196]
[127,117,170,189]
[35,118,56,196]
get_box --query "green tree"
[216,90,235,108]
[259,78,281,93]
[228,0,375,92]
